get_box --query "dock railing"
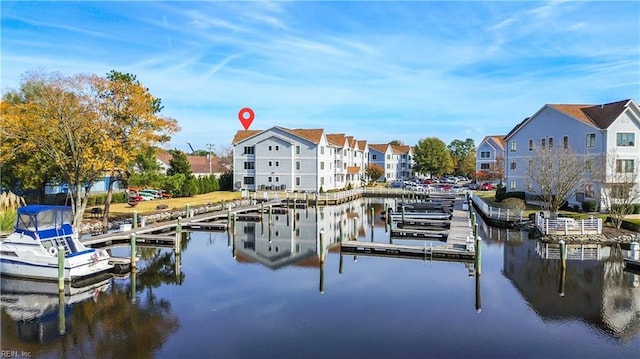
[470,193,525,222]
[534,213,602,235]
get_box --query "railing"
[535,214,602,235]
[535,241,602,260]
[251,186,467,202]
[470,194,525,222]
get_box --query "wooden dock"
[340,241,473,262]
[343,195,476,262]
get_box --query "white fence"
[251,186,466,202]
[470,194,525,222]
[534,213,602,235]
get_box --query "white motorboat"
[0,205,113,281]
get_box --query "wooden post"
[233,213,237,236]
[559,240,567,269]
[475,272,482,314]
[353,217,358,238]
[319,257,325,294]
[58,290,66,335]
[339,221,343,242]
[339,253,344,274]
[131,268,137,303]
[402,205,405,223]
[133,210,138,229]
[370,208,375,229]
[558,265,566,297]
[305,192,309,207]
[130,233,137,270]
[176,217,182,255]
[260,202,264,222]
[319,230,325,263]
[268,206,273,224]
[475,236,482,276]
[186,203,190,218]
[58,245,65,292]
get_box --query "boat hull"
[0,250,113,282]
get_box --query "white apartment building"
[368,144,414,181]
[504,99,640,209]
[232,127,368,192]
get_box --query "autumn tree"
[526,145,600,215]
[457,150,477,178]
[413,137,453,177]
[365,163,385,183]
[489,155,505,182]
[95,70,178,230]
[0,70,178,229]
[600,150,640,228]
[447,138,476,175]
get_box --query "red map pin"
[238,108,255,130]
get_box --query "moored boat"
[0,205,113,281]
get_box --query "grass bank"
[90,191,242,217]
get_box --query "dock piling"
[58,245,64,292]
[559,240,567,269]
[133,210,138,229]
[130,233,137,270]
[474,236,482,276]
[176,217,182,255]
[58,290,66,335]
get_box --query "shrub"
[621,220,640,232]
[86,196,96,206]
[112,192,127,203]
[504,191,526,200]
[319,186,325,193]
[582,200,598,212]
[495,187,507,201]
[501,197,525,211]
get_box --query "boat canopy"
[14,205,73,240]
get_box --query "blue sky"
[2,1,639,153]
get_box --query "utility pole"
[206,143,215,175]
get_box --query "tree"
[0,70,177,228]
[167,149,196,197]
[600,150,640,228]
[128,146,164,189]
[457,150,477,177]
[389,140,404,146]
[96,70,179,230]
[365,163,385,183]
[448,138,475,175]
[1,71,114,227]
[489,155,505,182]
[526,145,599,215]
[413,137,453,177]
[216,145,234,171]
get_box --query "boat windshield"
[15,206,73,239]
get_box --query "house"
[476,135,506,178]
[231,127,368,192]
[368,143,414,181]
[156,149,227,178]
[504,99,640,209]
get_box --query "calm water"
[2,199,640,358]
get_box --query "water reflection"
[502,237,640,341]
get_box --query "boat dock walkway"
[342,195,476,262]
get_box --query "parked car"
[390,181,404,188]
[480,183,494,191]
[159,190,172,199]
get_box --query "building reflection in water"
[502,238,640,341]
[231,198,481,306]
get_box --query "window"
[243,176,254,185]
[320,177,325,185]
[510,180,516,190]
[372,154,377,160]
[387,164,390,169]
[268,145,272,151]
[510,161,516,171]
[268,177,272,182]
[616,133,635,146]
[296,146,300,154]
[275,161,279,167]
[510,141,517,152]
[275,145,279,151]
[541,138,546,149]
[243,162,254,169]
[296,161,300,170]
[344,149,348,156]
[275,177,279,182]
[563,136,568,149]
[480,163,491,170]
[616,159,634,173]
[586,133,596,148]
[548,137,553,149]
[480,151,490,158]
[528,139,533,151]
[296,177,300,186]
[320,162,324,170]
[344,163,347,169]
[268,161,272,167]
[243,146,254,155]
[320,146,325,155]
[585,159,595,173]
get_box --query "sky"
[1,1,639,153]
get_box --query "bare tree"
[526,145,600,215]
[490,155,505,183]
[600,149,640,228]
[216,145,234,171]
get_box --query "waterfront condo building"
[232,127,368,192]
[368,144,415,181]
[504,99,640,209]
[475,135,506,178]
